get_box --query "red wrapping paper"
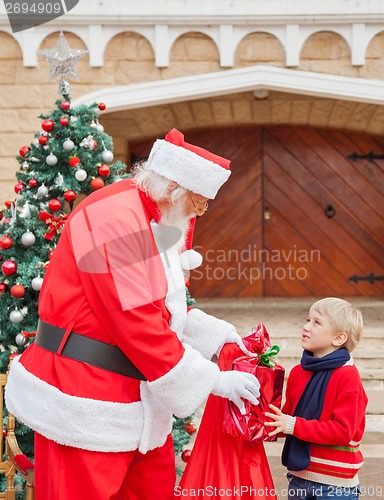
[223,322,285,442]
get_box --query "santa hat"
[145,128,231,199]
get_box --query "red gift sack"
[178,343,278,500]
[223,323,285,442]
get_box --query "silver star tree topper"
[37,31,88,96]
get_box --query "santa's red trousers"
[34,432,176,499]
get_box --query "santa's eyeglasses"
[188,192,209,216]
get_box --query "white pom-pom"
[179,249,203,270]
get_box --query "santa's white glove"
[224,331,259,358]
[212,371,260,415]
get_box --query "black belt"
[35,320,147,381]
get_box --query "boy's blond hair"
[310,297,363,353]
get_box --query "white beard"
[159,202,192,250]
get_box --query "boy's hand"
[264,404,288,437]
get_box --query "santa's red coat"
[6,179,237,454]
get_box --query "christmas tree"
[0,31,195,491]
[0,33,129,474]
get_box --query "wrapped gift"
[179,342,278,499]
[223,322,285,442]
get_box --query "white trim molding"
[0,0,384,68]
[72,65,384,111]
[3,21,384,69]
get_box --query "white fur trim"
[147,344,220,418]
[182,308,236,360]
[179,249,203,270]
[151,220,187,339]
[139,382,173,454]
[147,139,231,199]
[5,357,151,453]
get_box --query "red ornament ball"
[48,198,62,212]
[38,135,49,146]
[29,177,38,188]
[98,164,110,177]
[69,156,81,167]
[19,146,31,158]
[2,260,17,276]
[41,119,54,132]
[11,284,25,298]
[64,190,77,202]
[0,236,13,249]
[14,181,25,194]
[184,422,197,435]
[0,283,8,294]
[2,429,6,438]
[61,101,71,111]
[39,135,49,146]
[98,102,106,111]
[91,178,104,190]
[181,450,192,463]
[0,211,2,221]
[60,117,69,126]
[5,200,13,209]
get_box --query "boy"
[265,297,368,500]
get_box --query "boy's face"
[302,309,341,357]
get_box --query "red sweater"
[282,362,368,487]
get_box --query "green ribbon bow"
[259,345,280,367]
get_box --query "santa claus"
[5,129,260,500]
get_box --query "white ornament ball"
[21,231,36,246]
[31,276,44,291]
[15,333,27,346]
[75,168,87,182]
[9,310,23,324]
[97,124,104,133]
[37,184,48,198]
[90,121,97,128]
[46,154,58,166]
[101,150,114,163]
[32,138,39,146]
[63,139,75,151]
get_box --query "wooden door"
[130,127,264,297]
[262,127,384,296]
[186,127,263,297]
[129,125,384,297]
